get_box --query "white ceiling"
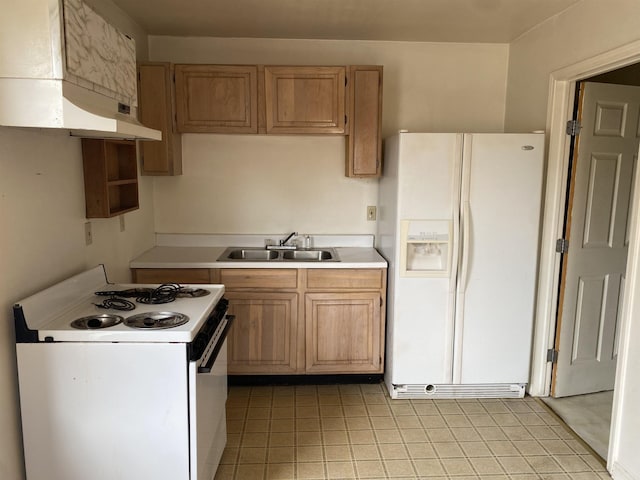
[111,0,581,43]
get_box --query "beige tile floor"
[215,383,610,480]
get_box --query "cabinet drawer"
[220,269,298,289]
[307,269,383,290]
[132,268,210,284]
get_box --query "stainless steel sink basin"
[222,248,279,261]
[282,249,335,261]
[217,247,339,262]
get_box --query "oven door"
[188,315,233,480]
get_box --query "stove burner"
[136,293,175,305]
[71,314,124,330]
[124,311,189,329]
[94,297,136,311]
[95,284,211,306]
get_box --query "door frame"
[530,39,640,467]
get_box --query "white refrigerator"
[377,132,544,399]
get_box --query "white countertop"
[130,246,387,269]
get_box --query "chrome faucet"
[266,232,298,250]
[279,231,298,247]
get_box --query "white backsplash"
[155,233,375,248]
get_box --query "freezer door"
[454,133,544,384]
[382,133,463,385]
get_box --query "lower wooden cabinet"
[131,266,386,374]
[305,292,382,374]
[226,292,298,374]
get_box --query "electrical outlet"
[84,222,93,245]
[367,206,377,221]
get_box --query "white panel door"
[456,133,544,384]
[553,82,640,397]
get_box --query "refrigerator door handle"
[459,200,471,294]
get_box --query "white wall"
[505,1,640,478]
[0,127,156,478]
[154,135,378,235]
[149,37,510,235]
[505,0,640,132]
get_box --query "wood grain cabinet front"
[264,66,346,134]
[137,63,182,175]
[131,268,211,284]
[174,65,258,133]
[305,292,383,374]
[346,66,383,177]
[226,292,299,374]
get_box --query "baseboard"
[388,383,526,399]
[228,374,383,386]
[610,461,637,480]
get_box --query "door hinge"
[566,120,582,136]
[547,348,559,363]
[380,296,383,307]
[555,238,569,254]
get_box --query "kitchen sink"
[282,249,335,261]
[218,247,339,262]
[223,248,280,260]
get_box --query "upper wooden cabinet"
[174,65,258,133]
[346,66,383,178]
[137,63,182,176]
[155,63,383,177]
[264,66,346,134]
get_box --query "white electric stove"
[14,265,232,480]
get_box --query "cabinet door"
[138,63,182,175]
[264,66,346,134]
[305,292,382,374]
[174,65,258,133]
[226,292,299,374]
[346,66,383,177]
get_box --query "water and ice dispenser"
[400,220,451,277]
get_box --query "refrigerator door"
[380,133,462,386]
[454,133,544,384]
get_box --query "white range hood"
[0,0,161,141]
[0,78,161,141]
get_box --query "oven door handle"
[198,315,234,374]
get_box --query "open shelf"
[82,139,139,218]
